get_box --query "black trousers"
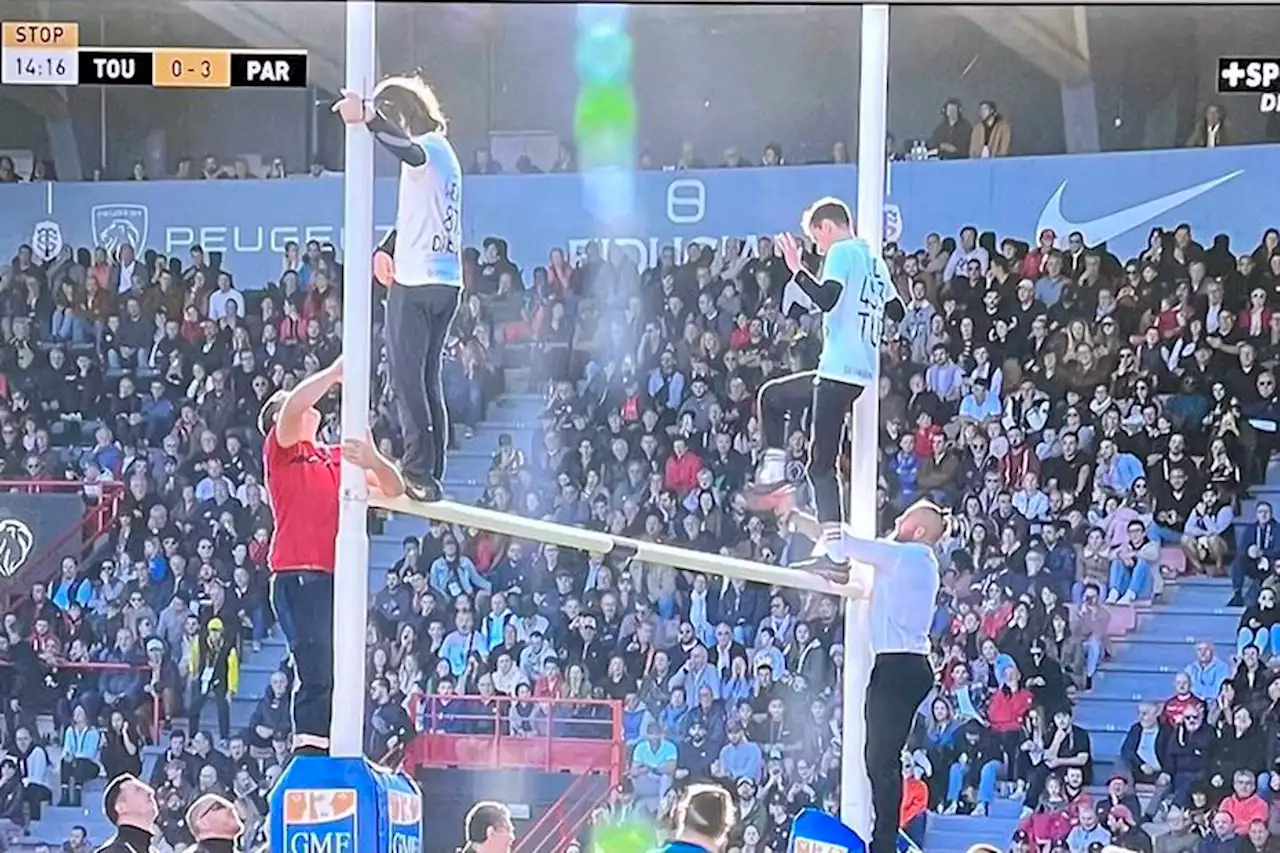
[755,370,864,524]
[866,652,934,853]
[270,571,334,742]
[187,687,230,742]
[386,282,462,485]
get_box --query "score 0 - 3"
[1,22,80,85]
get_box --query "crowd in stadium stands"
[3,124,1280,853]
[2,95,1265,186]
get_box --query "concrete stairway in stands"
[21,376,549,849]
[923,575,1240,853]
[923,455,1280,853]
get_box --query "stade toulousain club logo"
[1217,57,1280,112]
[32,203,149,265]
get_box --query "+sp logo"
[1217,58,1280,93]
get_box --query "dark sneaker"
[405,476,444,503]
[789,553,850,583]
[1228,594,1245,607]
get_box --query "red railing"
[401,694,623,780]
[519,768,612,853]
[0,659,162,739]
[0,480,124,604]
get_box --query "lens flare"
[574,5,636,227]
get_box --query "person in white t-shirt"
[207,271,245,322]
[773,493,943,853]
[335,74,462,501]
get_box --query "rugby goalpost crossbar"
[370,496,859,598]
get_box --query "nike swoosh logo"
[1035,170,1243,247]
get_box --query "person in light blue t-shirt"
[748,197,902,574]
[334,74,463,502]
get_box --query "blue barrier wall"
[2,145,1276,289]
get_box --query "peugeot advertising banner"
[0,491,85,581]
[0,145,1275,288]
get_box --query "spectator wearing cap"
[1106,804,1152,853]
[1095,775,1142,827]
[185,616,238,743]
[0,758,25,833]
[900,753,930,847]
[732,776,766,839]
[141,634,181,735]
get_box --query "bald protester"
[779,497,945,853]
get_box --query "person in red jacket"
[987,665,1035,760]
[260,355,404,756]
[899,753,931,846]
[1021,229,1057,280]
[663,437,704,496]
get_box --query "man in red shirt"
[260,355,404,755]
[1160,671,1206,727]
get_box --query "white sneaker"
[1105,589,1120,603]
[972,803,988,817]
[942,802,958,815]
[1120,590,1137,604]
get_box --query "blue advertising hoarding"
[1,145,1276,289]
[269,755,424,853]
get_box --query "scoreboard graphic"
[2,21,307,88]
